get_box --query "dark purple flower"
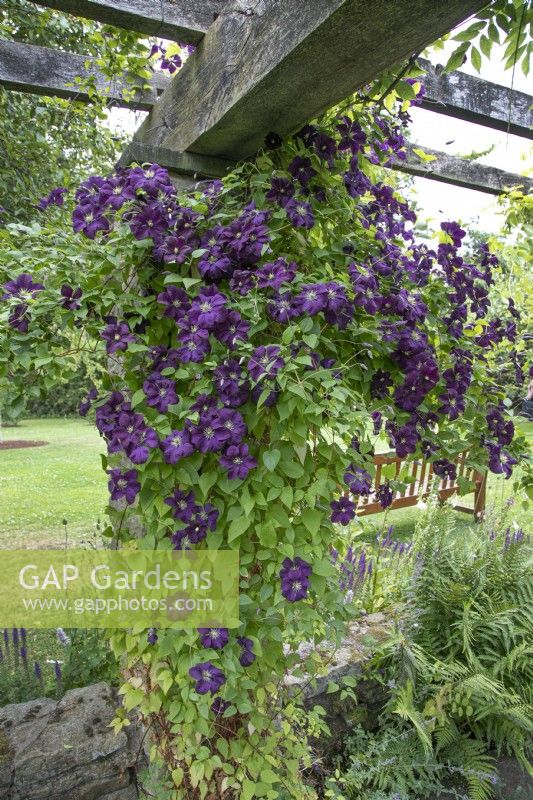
[107,468,140,505]
[165,488,197,522]
[190,394,217,414]
[371,370,393,399]
[285,198,314,229]
[198,628,229,649]
[294,283,328,316]
[211,697,230,715]
[190,286,227,328]
[256,258,297,289]
[247,345,284,382]
[267,291,298,323]
[34,662,42,681]
[217,408,247,444]
[438,388,465,420]
[487,444,517,479]
[371,411,383,434]
[128,426,159,464]
[330,496,356,525]
[376,482,393,509]
[189,661,226,694]
[190,410,228,453]
[213,310,250,349]
[143,374,179,413]
[38,187,68,211]
[7,304,29,332]
[100,318,135,355]
[344,465,372,496]
[161,429,194,463]
[229,270,255,296]
[147,628,158,645]
[237,637,256,666]
[441,221,466,248]
[280,557,312,602]
[129,203,169,240]
[219,443,257,479]
[265,131,283,150]
[266,177,295,207]
[60,284,82,310]
[213,359,250,407]
[432,459,457,481]
[157,286,191,321]
[288,156,317,187]
[337,117,367,154]
[72,202,109,239]
[313,132,337,166]
[2,273,44,300]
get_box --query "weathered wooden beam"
[419,58,533,139]
[396,144,533,195]
[0,38,168,110]
[117,141,532,197]
[28,0,223,44]
[133,0,487,161]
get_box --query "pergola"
[1,0,532,194]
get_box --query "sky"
[107,21,532,236]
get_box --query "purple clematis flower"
[72,202,109,239]
[266,177,295,207]
[2,273,44,300]
[237,637,256,666]
[432,459,457,481]
[157,286,190,321]
[247,345,284,382]
[330,496,356,525]
[161,429,194,463]
[100,318,135,355]
[376,482,393,509]
[256,258,297,289]
[219,443,257,480]
[165,488,197,522]
[267,291,298,323]
[190,410,228,453]
[280,557,312,602]
[189,661,226,695]
[143,374,178,413]
[107,468,140,505]
[285,198,314,229]
[60,284,82,310]
[198,628,229,649]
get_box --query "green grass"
[0,418,108,548]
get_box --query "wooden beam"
[0,38,168,110]
[28,0,223,44]
[117,141,532,197]
[133,0,487,161]
[396,144,533,195]
[418,58,533,139]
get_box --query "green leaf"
[301,507,322,535]
[228,515,251,543]
[263,449,281,471]
[471,46,482,72]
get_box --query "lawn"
[0,417,531,549]
[0,417,108,548]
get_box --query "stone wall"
[0,682,144,800]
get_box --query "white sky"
[107,23,532,235]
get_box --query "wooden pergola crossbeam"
[118,141,533,197]
[27,0,224,44]
[418,58,533,139]
[396,144,533,195]
[0,38,168,110]
[132,0,488,161]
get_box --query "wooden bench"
[351,452,486,519]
